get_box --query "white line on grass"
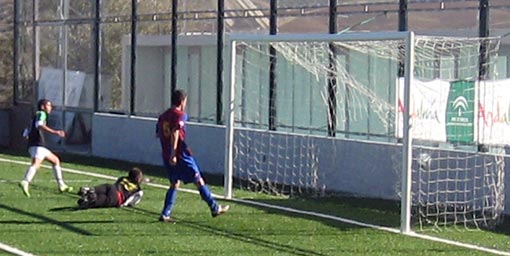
[229,199,510,256]
[0,242,35,256]
[1,157,509,256]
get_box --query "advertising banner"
[397,78,510,145]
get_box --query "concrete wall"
[92,113,162,165]
[92,113,402,200]
[92,113,226,173]
[3,111,507,214]
[91,113,510,214]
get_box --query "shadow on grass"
[492,216,510,235]
[3,147,508,237]
[122,206,329,256]
[246,195,510,236]
[0,220,115,225]
[0,203,98,235]
[234,195,401,230]
[49,206,82,212]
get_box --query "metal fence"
[1,0,510,151]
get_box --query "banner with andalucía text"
[397,78,510,145]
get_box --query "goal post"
[401,31,415,234]
[225,31,416,232]
[224,31,505,233]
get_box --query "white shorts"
[28,146,52,160]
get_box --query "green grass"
[1,148,509,255]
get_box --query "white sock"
[52,165,66,187]
[23,166,37,183]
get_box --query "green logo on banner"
[445,80,475,143]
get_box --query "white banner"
[478,79,510,145]
[397,78,510,145]
[397,78,450,141]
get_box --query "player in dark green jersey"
[19,99,73,197]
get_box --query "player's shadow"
[489,216,510,235]
[123,207,327,256]
[49,206,81,211]
[252,194,400,226]
[245,194,510,237]
[0,219,114,225]
[0,203,105,235]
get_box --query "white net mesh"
[408,36,505,229]
[234,129,321,196]
[229,33,507,230]
[413,147,506,229]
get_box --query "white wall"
[92,113,162,165]
[92,113,226,173]
[91,112,402,199]
[91,113,510,212]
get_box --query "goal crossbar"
[227,31,412,43]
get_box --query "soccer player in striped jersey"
[19,99,73,197]
[156,89,229,222]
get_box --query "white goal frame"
[224,31,415,233]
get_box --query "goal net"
[224,32,507,232]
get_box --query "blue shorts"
[163,154,203,184]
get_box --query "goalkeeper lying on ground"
[77,167,145,209]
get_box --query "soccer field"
[0,149,509,256]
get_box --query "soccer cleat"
[211,205,230,218]
[59,184,74,193]
[122,191,144,207]
[158,215,175,223]
[19,181,30,197]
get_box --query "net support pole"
[400,31,414,234]
[130,0,137,114]
[268,0,277,131]
[224,40,237,199]
[327,0,337,137]
[216,0,225,124]
[93,0,101,112]
[12,0,19,105]
[33,0,40,102]
[478,0,489,81]
[170,0,178,93]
